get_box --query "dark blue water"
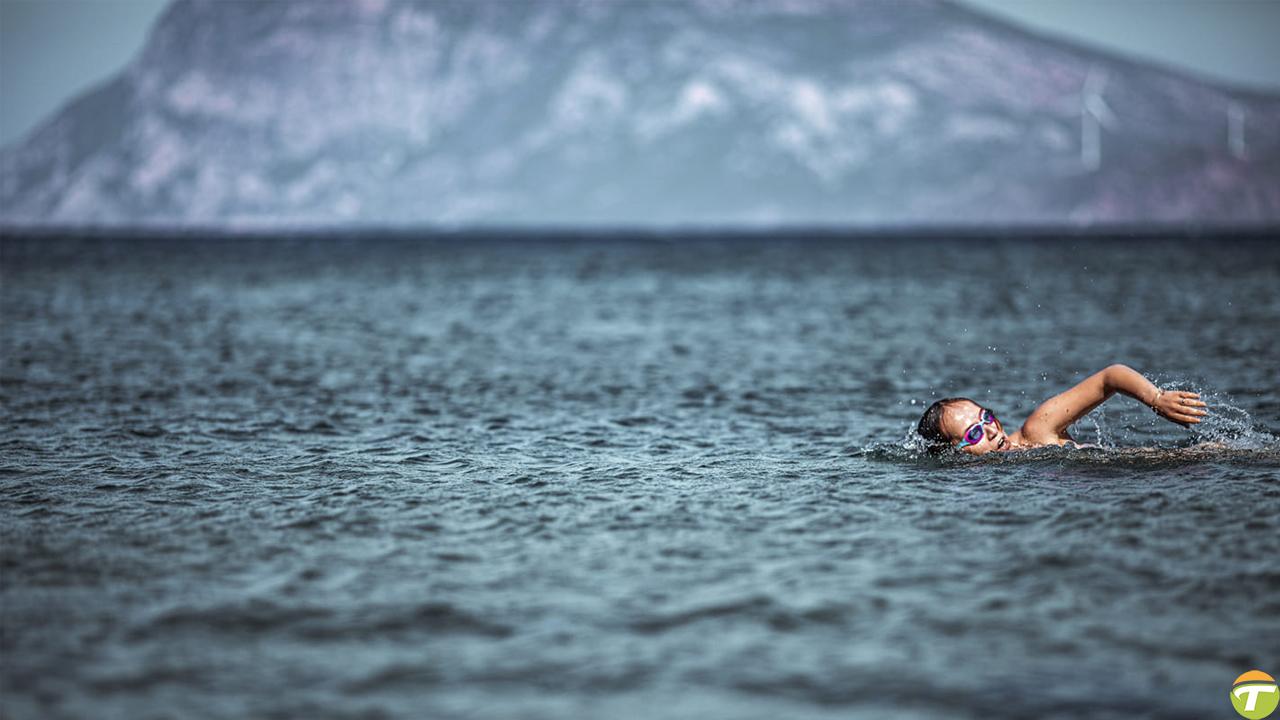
[2,235,1278,719]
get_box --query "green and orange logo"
[1231,670,1279,719]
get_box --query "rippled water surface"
[3,235,1279,719]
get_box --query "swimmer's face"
[942,400,1009,455]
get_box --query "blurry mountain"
[3,0,1279,229]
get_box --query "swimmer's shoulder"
[1007,427,1071,450]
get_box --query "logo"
[1232,670,1279,719]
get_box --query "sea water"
[2,235,1278,719]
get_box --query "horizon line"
[2,222,1278,242]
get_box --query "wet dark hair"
[916,397,971,452]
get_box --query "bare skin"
[939,364,1209,456]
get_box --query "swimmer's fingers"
[1179,393,1208,410]
[1153,390,1207,427]
[1175,392,1209,420]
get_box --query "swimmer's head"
[916,397,1008,455]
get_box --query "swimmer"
[916,364,1208,455]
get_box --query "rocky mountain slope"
[2,0,1278,229]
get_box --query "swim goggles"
[956,409,1000,449]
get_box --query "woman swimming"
[916,364,1208,455]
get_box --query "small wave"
[132,600,335,639]
[612,415,659,427]
[627,595,773,634]
[282,420,341,435]
[127,425,168,438]
[342,664,441,693]
[628,595,854,636]
[312,601,515,640]
[133,599,514,642]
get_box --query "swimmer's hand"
[1151,390,1208,428]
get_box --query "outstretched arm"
[1019,364,1206,443]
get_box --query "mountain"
[2,0,1279,229]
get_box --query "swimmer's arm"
[1019,364,1206,441]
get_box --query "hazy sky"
[1,0,1278,148]
[962,0,1280,89]
[1,0,169,147]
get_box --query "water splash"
[1186,390,1275,449]
[1084,410,1118,449]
